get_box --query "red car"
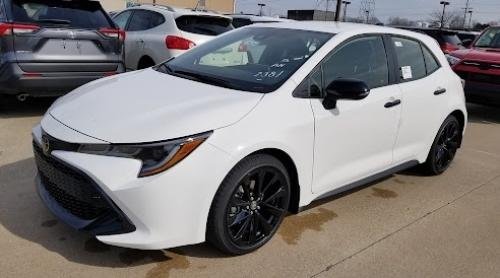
[447,27,500,106]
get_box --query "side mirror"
[322,78,370,110]
[461,39,473,48]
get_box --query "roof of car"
[226,14,291,22]
[127,4,231,19]
[256,21,424,36]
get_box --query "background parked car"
[0,0,125,101]
[112,4,233,70]
[447,26,500,106]
[226,14,292,28]
[455,30,481,47]
[400,27,464,54]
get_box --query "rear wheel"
[422,115,461,175]
[207,154,291,255]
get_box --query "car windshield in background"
[175,15,233,36]
[474,28,500,48]
[442,33,462,45]
[11,0,112,28]
[156,27,333,93]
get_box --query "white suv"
[112,4,233,70]
[33,22,466,255]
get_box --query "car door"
[390,36,450,163]
[308,35,402,194]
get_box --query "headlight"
[445,54,461,66]
[78,131,212,177]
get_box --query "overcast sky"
[235,0,500,24]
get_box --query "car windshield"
[11,0,112,28]
[155,27,333,93]
[474,28,500,48]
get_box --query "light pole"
[468,10,473,29]
[342,1,351,22]
[440,1,450,29]
[258,3,266,16]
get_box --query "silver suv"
[112,4,233,70]
[0,0,125,100]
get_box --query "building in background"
[99,0,234,13]
[288,10,336,21]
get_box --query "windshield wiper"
[36,19,71,25]
[172,70,236,89]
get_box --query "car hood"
[451,48,500,63]
[48,69,263,143]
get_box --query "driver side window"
[294,35,389,98]
[323,36,389,90]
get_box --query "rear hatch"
[9,0,124,73]
[174,14,232,46]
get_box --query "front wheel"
[422,115,461,175]
[207,154,291,255]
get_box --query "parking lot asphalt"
[1,100,500,278]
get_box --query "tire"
[422,115,461,175]
[207,154,291,255]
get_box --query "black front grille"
[33,142,109,220]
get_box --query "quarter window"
[322,36,389,90]
[392,37,426,81]
[422,45,440,74]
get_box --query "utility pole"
[463,0,470,29]
[342,1,351,22]
[468,10,473,29]
[324,0,330,21]
[439,1,450,29]
[335,0,343,21]
[258,3,266,16]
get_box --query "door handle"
[434,88,446,95]
[384,99,401,108]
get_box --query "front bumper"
[32,123,232,250]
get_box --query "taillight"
[165,35,195,50]
[99,28,126,42]
[0,23,39,36]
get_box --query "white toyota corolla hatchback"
[33,22,467,255]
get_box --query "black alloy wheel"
[207,154,291,255]
[424,115,461,175]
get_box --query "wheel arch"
[248,148,301,214]
[137,55,156,69]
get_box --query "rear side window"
[127,10,165,31]
[322,36,389,89]
[175,15,232,36]
[11,0,112,28]
[391,37,426,81]
[422,45,440,74]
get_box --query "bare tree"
[429,10,457,28]
[388,16,416,27]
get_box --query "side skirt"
[300,160,419,212]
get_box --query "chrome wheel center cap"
[250,201,258,210]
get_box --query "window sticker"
[394,41,403,47]
[401,66,413,79]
